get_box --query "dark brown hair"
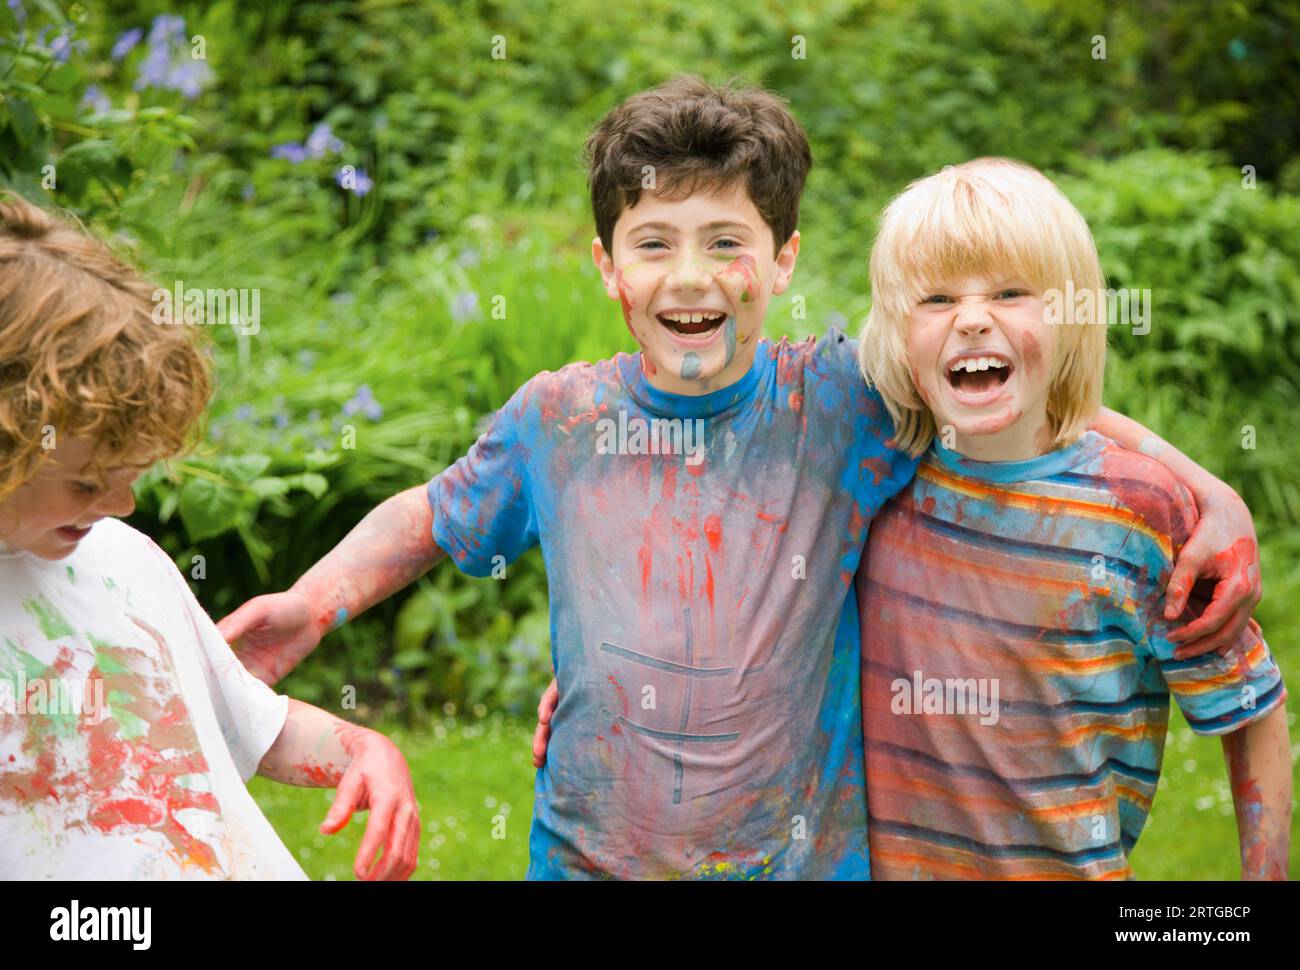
[585,75,812,255]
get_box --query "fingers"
[1173,600,1254,660]
[538,679,559,724]
[1163,559,1197,620]
[532,718,551,769]
[1167,574,1250,643]
[215,599,265,644]
[354,794,395,881]
[320,770,362,835]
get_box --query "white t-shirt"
[0,518,306,880]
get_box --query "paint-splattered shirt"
[429,328,918,879]
[0,518,305,879]
[858,432,1285,880]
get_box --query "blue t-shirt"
[428,329,918,878]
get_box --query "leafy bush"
[2,0,1296,721]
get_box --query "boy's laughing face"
[593,183,799,395]
[0,437,145,560]
[907,274,1056,461]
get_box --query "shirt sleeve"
[428,381,540,576]
[1134,484,1286,737]
[146,539,290,781]
[814,326,921,509]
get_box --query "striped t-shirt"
[858,431,1285,880]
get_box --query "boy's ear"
[771,230,801,296]
[592,236,620,301]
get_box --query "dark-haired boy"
[219,76,1264,879]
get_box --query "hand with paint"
[1089,407,1262,657]
[1221,705,1291,879]
[532,677,560,768]
[1164,490,1262,657]
[217,589,321,686]
[258,700,421,880]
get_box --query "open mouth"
[946,355,1013,396]
[57,524,93,542]
[656,309,728,338]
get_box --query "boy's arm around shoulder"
[1091,407,1261,656]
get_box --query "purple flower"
[241,182,256,202]
[235,404,256,423]
[133,16,211,99]
[7,0,24,28]
[305,123,344,158]
[148,14,186,47]
[335,166,373,197]
[451,291,480,322]
[112,27,142,61]
[457,248,480,268]
[342,385,383,422]
[271,142,308,163]
[80,85,111,115]
[168,59,212,99]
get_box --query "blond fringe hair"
[0,193,212,503]
[858,157,1108,457]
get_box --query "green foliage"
[2,0,1297,729]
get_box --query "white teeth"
[950,356,1008,372]
[662,311,725,323]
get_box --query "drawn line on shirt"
[675,608,694,805]
[600,710,740,745]
[599,641,766,678]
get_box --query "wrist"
[289,578,347,640]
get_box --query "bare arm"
[258,698,421,880]
[292,484,446,639]
[217,484,446,683]
[1090,407,1262,654]
[1220,705,1291,880]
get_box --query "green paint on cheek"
[23,594,75,640]
[66,566,76,584]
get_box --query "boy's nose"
[95,483,136,518]
[667,253,711,292]
[954,303,994,334]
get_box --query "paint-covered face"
[593,183,799,395]
[0,437,145,560]
[906,274,1055,461]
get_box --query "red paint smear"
[703,514,722,553]
[921,496,937,515]
[608,673,629,717]
[1020,331,1043,377]
[861,457,890,486]
[704,556,715,613]
[788,390,803,412]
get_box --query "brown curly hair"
[0,193,212,503]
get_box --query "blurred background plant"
[2,0,1297,876]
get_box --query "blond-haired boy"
[856,158,1290,879]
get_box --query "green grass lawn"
[250,705,1299,881]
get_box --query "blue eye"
[638,240,667,251]
[714,239,739,250]
[922,294,952,305]
[997,289,1027,300]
